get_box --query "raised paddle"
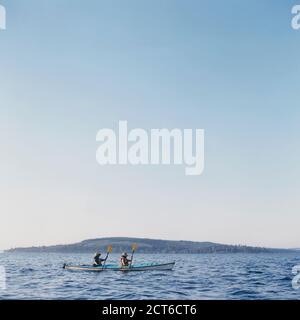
[102,245,113,269]
[129,243,138,268]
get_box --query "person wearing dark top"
[93,251,107,266]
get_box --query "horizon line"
[3,236,299,251]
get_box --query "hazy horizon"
[1,0,300,250]
[3,235,299,252]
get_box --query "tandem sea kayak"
[63,262,175,272]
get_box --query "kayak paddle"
[102,245,113,269]
[129,243,138,268]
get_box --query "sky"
[0,0,299,250]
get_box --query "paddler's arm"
[102,253,109,261]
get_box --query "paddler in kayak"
[93,251,107,267]
[120,252,131,267]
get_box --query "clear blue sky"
[0,0,299,249]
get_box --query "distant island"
[5,237,293,254]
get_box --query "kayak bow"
[63,262,175,272]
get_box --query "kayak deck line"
[63,262,175,272]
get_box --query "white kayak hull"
[63,262,175,272]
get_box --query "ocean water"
[0,252,299,300]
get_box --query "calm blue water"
[0,252,299,300]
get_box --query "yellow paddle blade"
[131,243,138,251]
[107,245,113,253]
